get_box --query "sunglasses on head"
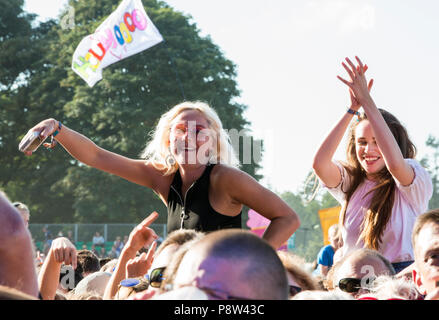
[147,267,166,288]
[337,277,375,293]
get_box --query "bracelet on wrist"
[347,108,361,116]
[52,121,62,137]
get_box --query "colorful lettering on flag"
[72,0,163,87]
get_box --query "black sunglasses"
[338,278,362,293]
[337,277,375,293]
[289,285,302,297]
[148,267,166,288]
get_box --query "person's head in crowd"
[141,101,240,175]
[0,191,38,298]
[328,224,342,250]
[99,257,112,269]
[292,289,354,300]
[100,259,118,273]
[311,260,318,272]
[146,229,205,293]
[54,291,67,300]
[151,286,208,300]
[277,251,320,298]
[66,291,102,300]
[12,202,30,228]
[357,275,420,300]
[411,209,439,298]
[0,190,10,201]
[0,285,37,300]
[159,238,203,293]
[71,271,112,299]
[58,265,82,293]
[329,248,396,298]
[115,277,149,300]
[76,249,101,278]
[170,229,289,300]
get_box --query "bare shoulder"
[210,164,250,183]
[210,164,257,192]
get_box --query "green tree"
[421,135,439,210]
[280,171,338,261]
[0,0,262,225]
[0,0,36,90]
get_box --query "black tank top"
[166,164,242,233]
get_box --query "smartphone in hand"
[18,131,46,153]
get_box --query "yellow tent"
[318,206,341,245]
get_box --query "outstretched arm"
[215,166,300,249]
[338,57,414,185]
[23,119,164,190]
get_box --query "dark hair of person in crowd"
[76,249,101,276]
[99,258,112,269]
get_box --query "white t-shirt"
[325,158,433,263]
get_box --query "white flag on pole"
[72,0,163,87]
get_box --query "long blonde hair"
[340,109,416,250]
[140,101,240,175]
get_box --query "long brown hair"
[340,109,416,250]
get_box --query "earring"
[166,153,176,166]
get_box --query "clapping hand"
[338,56,374,109]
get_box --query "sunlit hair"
[277,251,320,292]
[154,229,205,259]
[140,101,240,175]
[340,109,416,250]
[361,275,420,300]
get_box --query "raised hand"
[23,118,60,155]
[338,56,374,108]
[50,237,77,269]
[103,212,159,300]
[126,241,157,278]
[124,211,159,255]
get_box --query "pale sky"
[24,0,439,194]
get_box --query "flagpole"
[161,40,186,101]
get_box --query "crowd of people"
[1,189,438,300]
[1,56,437,300]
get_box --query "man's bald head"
[173,229,289,300]
[331,248,395,297]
